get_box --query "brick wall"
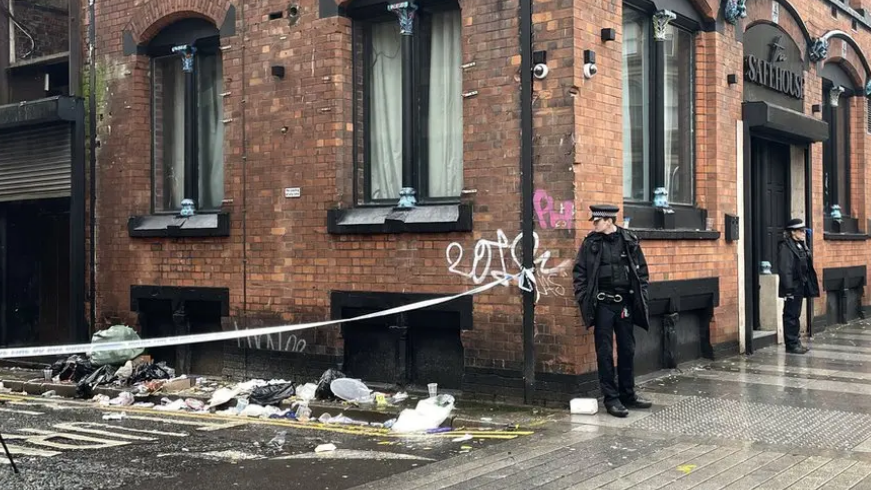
[12,0,68,60]
[89,0,871,389]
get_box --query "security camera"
[584,63,598,79]
[532,63,549,80]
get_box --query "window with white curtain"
[361,4,463,202]
[150,24,224,213]
[622,5,695,206]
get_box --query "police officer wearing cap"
[777,218,820,354]
[572,204,653,418]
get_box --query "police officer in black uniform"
[573,204,652,417]
[777,218,819,354]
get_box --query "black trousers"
[783,295,803,349]
[593,301,636,404]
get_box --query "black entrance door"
[751,137,791,329]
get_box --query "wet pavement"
[354,320,871,489]
[0,394,534,490]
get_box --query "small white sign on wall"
[772,2,780,23]
[284,187,301,198]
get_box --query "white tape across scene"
[0,273,521,359]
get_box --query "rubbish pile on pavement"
[41,327,456,433]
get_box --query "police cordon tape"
[0,273,523,359]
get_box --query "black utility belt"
[597,291,630,303]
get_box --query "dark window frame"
[147,31,223,215]
[622,1,706,232]
[351,0,463,206]
[822,78,852,219]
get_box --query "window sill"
[128,213,230,238]
[629,229,720,240]
[623,202,708,231]
[823,232,869,241]
[824,216,860,234]
[327,203,472,235]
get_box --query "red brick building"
[4,0,871,402]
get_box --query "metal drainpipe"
[241,0,249,373]
[88,0,97,332]
[519,0,536,404]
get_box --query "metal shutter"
[0,124,71,202]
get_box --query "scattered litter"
[391,394,455,433]
[133,402,155,408]
[41,390,56,398]
[481,417,493,422]
[51,355,95,382]
[92,394,111,406]
[460,445,473,450]
[268,430,287,449]
[115,361,134,381]
[316,369,346,400]
[330,378,371,403]
[89,325,144,366]
[240,403,267,418]
[296,383,317,402]
[315,444,337,453]
[77,365,117,398]
[162,376,195,393]
[207,387,240,409]
[452,434,473,443]
[426,427,451,434]
[154,398,187,412]
[293,401,312,422]
[185,398,205,411]
[250,382,295,406]
[109,392,135,406]
[392,392,409,403]
[102,412,127,420]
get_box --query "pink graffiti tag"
[533,189,575,229]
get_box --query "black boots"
[605,395,653,417]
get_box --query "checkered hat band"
[592,210,617,218]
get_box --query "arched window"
[148,18,224,213]
[821,63,855,222]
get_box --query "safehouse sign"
[743,23,805,112]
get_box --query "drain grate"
[631,396,871,450]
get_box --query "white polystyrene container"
[570,398,598,415]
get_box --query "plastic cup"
[427,383,438,398]
[43,368,52,382]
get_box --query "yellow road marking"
[0,394,534,440]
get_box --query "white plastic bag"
[391,394,455,433]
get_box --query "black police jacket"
[572,228,651,330]
[777,234,820,299]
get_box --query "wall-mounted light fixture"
[271,65,286,79]
[727,74,738,85]
[812,104,822,113]
[601,28,616,42]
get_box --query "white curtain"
[197,53,225,210]
[369,22,403,200]
[427,10,463,198]
[158,58,186,211]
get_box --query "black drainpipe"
[519,0,535,404]
[241,0,249,374]
[88,0,97,332]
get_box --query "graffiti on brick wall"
[233,321,307,353]
[534,189,575,229]
[445,230,571,299]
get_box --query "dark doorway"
[0,198,71,347]
[750,137,791,331]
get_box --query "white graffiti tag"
[446,230,571,301]
[233,321,307,353]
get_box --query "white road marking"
[275,450,435,461]
[53,422,188,439]
[124,415,248,432]
[15,429,131,450]
[0,407,43,415]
